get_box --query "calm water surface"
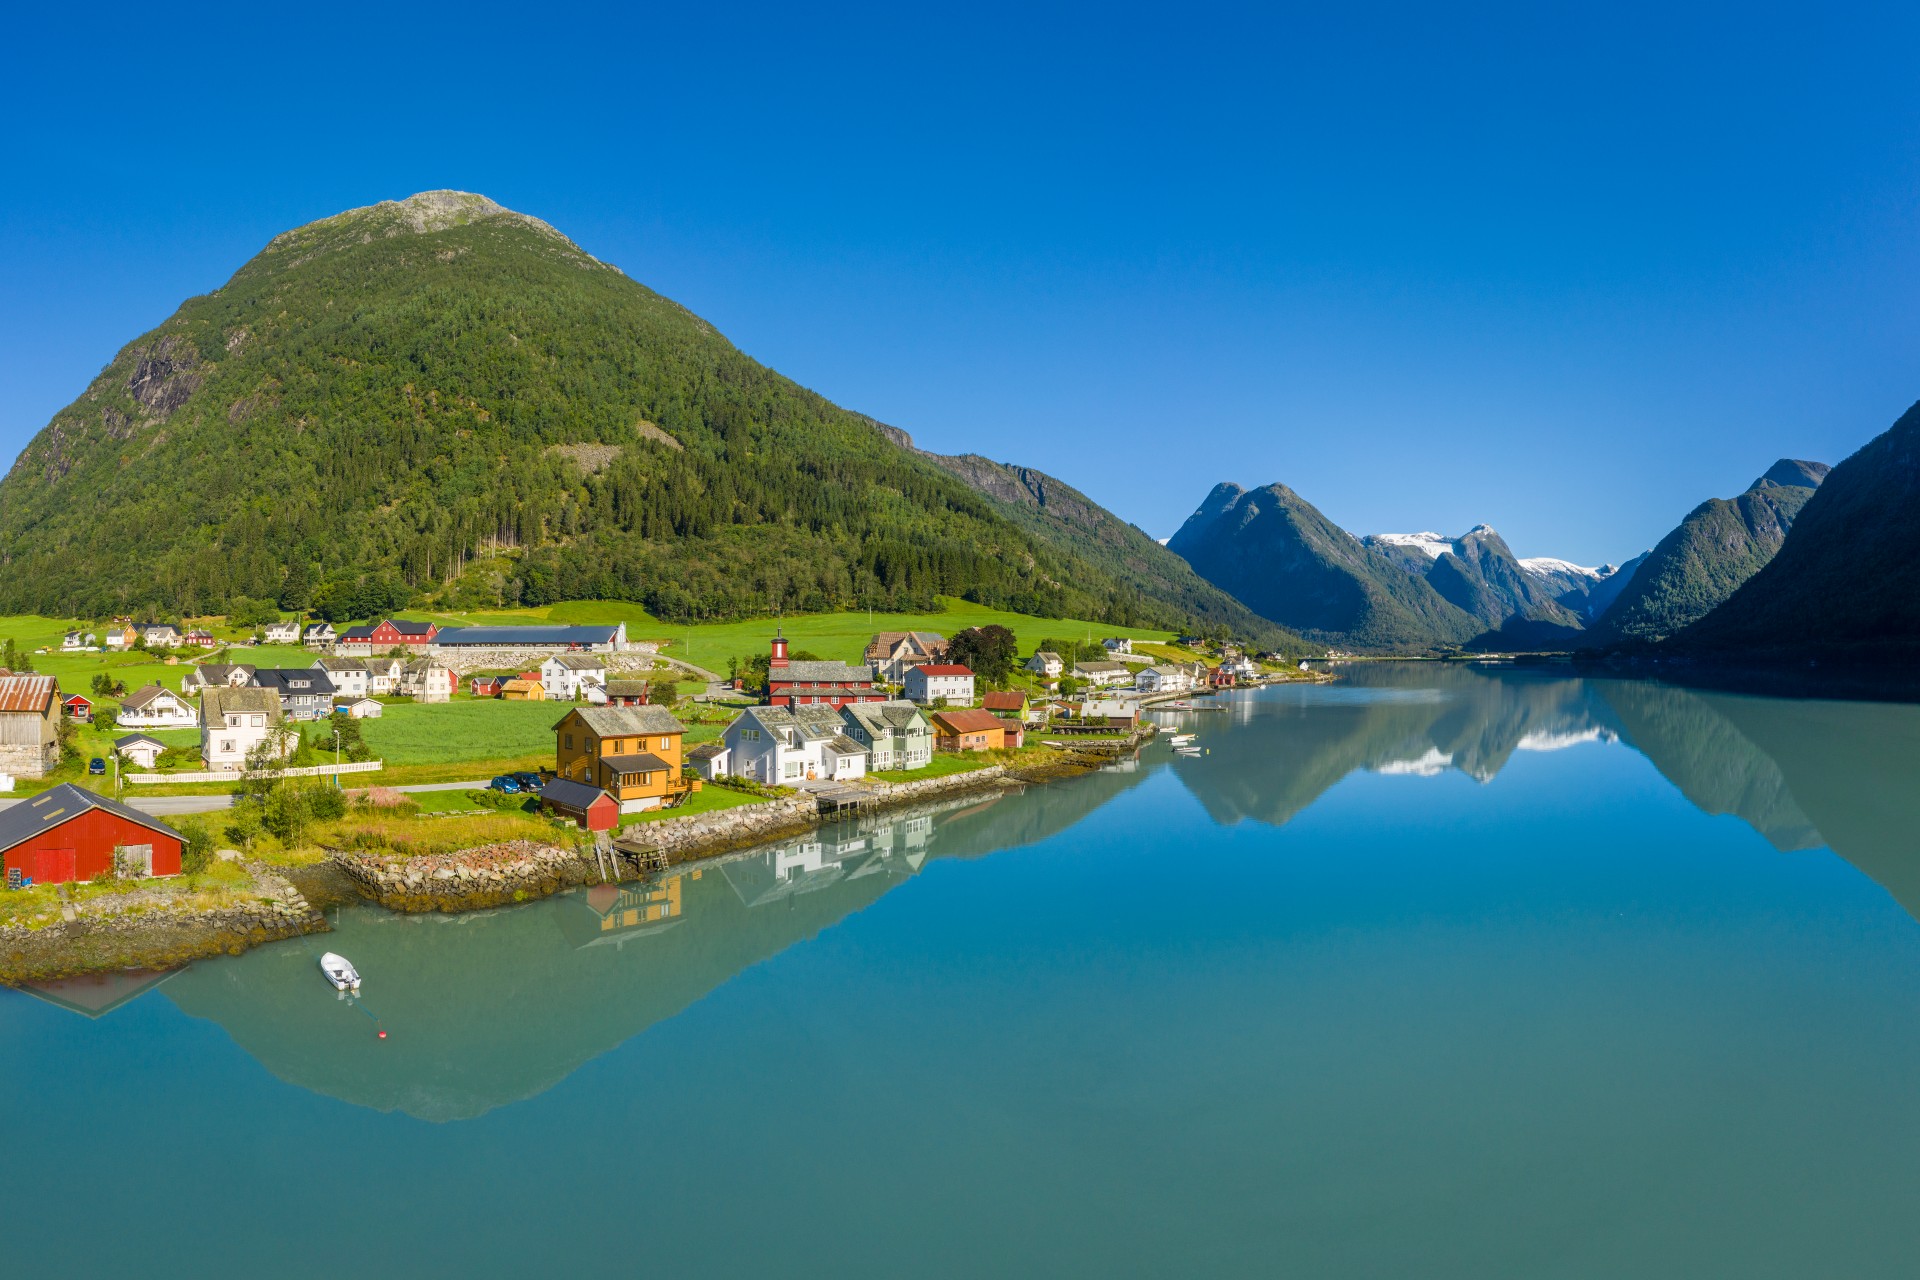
[7,666,1920,1277]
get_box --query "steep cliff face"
[1673,411,1920,661]
[1586,459,1828,645]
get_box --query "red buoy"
[378,1030,387,1039]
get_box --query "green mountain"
[1673,404,1920,662]
[1585,458,1828,645]
[1167,482,1481,652]
[872,428,1306,652]
[0,190,1251,638]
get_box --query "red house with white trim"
[368,619,438,649]
[0,783,185,885]
[763,632,886,709]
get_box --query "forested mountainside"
[1673,407,1920,661]
[869,426,1307,652]
[1586,458,1828,645]
[0,191,1240,636]
[1167,483,1483,652]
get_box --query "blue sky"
[3,2,1916,565]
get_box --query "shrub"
[176,821,215,875]
[307,786,347,821]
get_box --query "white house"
[1071,660,1132,688]
[1024,651,1064,679]
[1221,654,1260,679]
[723,705,869,785]
[904,664,975,706]
[117,683,198,729]
[312,657,369,699]
[1135,664,1197,694]
[686,741,732,780]
[335,696,384,719]
[200,687,288,771]
[137,624,183,648]
[303,623,338,648]
[363,656,405,695]
[262,621,302,645]
[113,733,167,769]
[1102,637,1134,655]
[181,663,255,694]
[62,630,95,652]
[399,659,455,703]
[540,653,610,702]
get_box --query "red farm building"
[0,783,185,886]
[367,619,438,649]
[764,632,886,710]
[539,778,620,832]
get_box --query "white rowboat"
[319,952,362,993]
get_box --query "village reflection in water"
[17,664,1920,1123]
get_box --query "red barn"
[368,619,438,649]
[0,784,185,885]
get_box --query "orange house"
[553,704,698,812]
[930,708,1006,752]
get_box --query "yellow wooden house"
[553,704,697,812]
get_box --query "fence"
[126,761,385,785]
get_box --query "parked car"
[511,771,543,791]
[88,757,106,775]
[489,775,521,794]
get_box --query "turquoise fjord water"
[7,668,1920,1277]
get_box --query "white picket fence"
[126,761,385,785]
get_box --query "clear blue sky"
[4,2,1917,566]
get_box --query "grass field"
[391,596,1173,677]
[870,753,996,783]
[357,699,564,765]
[617,786,767,826]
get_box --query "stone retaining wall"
[0,863,327,983]
[328,838,599,913]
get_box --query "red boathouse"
[0,783,185,885]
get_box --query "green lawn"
[358,699,565,765]
[618,785,768,826]
[393,596,1172,679]
[870,752,997,783]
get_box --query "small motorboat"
[1169,733,1196,745]
[319,952,362,993]
[1175,746,1204,756]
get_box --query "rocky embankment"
[329,839,598,912]
[0,862,327,984]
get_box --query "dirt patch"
[547,442,623,476]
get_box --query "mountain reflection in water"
[142,665,1920,1118]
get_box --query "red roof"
[0,674,57,714]
[914,664,974,677]
[932,708,1004,734]
[64,694,93,707]
[981,691,1026,711]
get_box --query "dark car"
[511,771,544,792]
[88,757,107,775]
[489,775,521,794]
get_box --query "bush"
[308,786,347,821]
[176,821,215,875]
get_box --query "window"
[250,715,264,728]
[564,733,573,748]
[659,737,670,750]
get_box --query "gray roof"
[539,778,612,812]
[546,654,608,671]
[203,686,284,721]
[564,704,685,737]
[314,657,368,673]
[686,741,729,760]
[604,680,650,697]
[114,734,165,749]
[790,705,848,739]
[775,659,875,683]
[253,668,337,696]
[823,734,867,757]
[121,684,187,711]
[841,699,928,735]
[601,752,674,773]
[1073,660,1130,674]
[0,783,183,859]
[435,625,620,646]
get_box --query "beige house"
[0,674,61,780]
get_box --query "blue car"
[489,775,521,794]
[511,771,543,792]
[88,757,106,776]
